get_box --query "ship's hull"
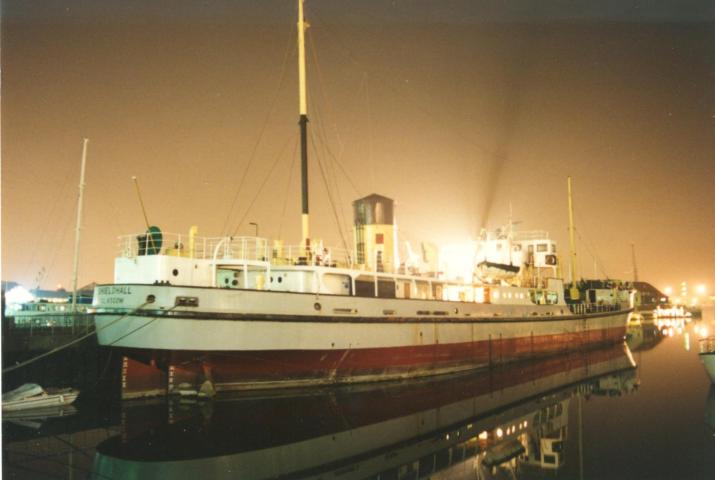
[93,284,630,395]
[701,353,715,383]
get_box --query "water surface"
[3,307,714,479]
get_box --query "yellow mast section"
[298,0,307,116]
[567,176,580,300]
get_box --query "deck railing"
[568,303,621,315]
[118,233,355,269]
[699,337,715,355]
[512,230,551,241]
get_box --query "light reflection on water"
[3,309,715,480]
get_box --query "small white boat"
[2,383,79,412]
[699,338,715,383]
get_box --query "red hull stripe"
[97,308,630,324]
[122,326,627,390]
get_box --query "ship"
[3,284,94,329]
[91,1,633,397]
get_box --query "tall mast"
[631,242,639,282]
[71,138,89,313]
[297,0,310,249]
[567,176,580,300]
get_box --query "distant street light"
[249,222,259,237]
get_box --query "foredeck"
[118,233,355,268]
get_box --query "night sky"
[2,1,714,293]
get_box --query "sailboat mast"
[631,242,639,282]
[297,0,310,249]
[567,176,580,300]
[71,138,89,313]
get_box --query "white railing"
[700,337,715,355]
[512,230,551,241]
[118,232,212,259]
[267,243,354,268]
[568,303,621,315]
[118,233,355,268]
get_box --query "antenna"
[132,176,151,230]
[132,176,159,254]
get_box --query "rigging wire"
[305,56,354,243]
[278,137,300,240]
[102,195,127,235]
[43,218,73,286]
[572,215,610,279]
[306,29,347,166]
[311,129,349,251]
[231,133,298,237]
[2,301,151,374]
[362,72,376,192]
[307,29,352,233]
[41,188,78,288]
[309,128,350,253]
[302,23,362,198]
[314,130,351,250]
[219,20,296,237]
[306,6,502,161]
[578,233,609,278]
[21,161,77,285]
[308,96,351,246]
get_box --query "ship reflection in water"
[92,344,636,479]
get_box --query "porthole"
[314,302,322,311]
[172,268,179,277]
[224,278,229,284]
[232,280,238,286]
[278,277,283,283]
[146,294,156,303]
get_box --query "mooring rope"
[105,304,178,347]
[2,301,151,374]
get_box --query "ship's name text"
[98,286,133,296]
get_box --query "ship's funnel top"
[353,194,394,226]
[352,194,396,272]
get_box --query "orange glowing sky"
[2,1,714,291]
